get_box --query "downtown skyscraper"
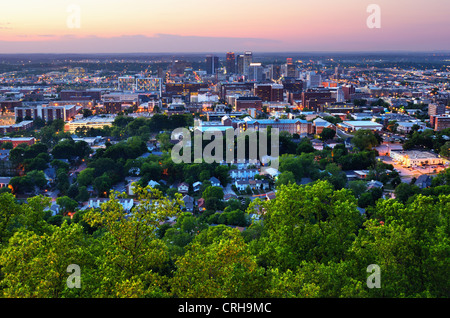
[226,52,236,74]
[206,55,219,75]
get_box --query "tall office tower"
[282,58,296,78]
[236,54,245,74]
[270,64,282,81]
[243,51,253,76]
[226,52,236,74]
[306,71,322,88]
[335,66,343,80]
[206,55,219,75]
[247,63,263,82]
[286,64,297,78]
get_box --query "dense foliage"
[0,178,448,298]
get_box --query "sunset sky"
[0,0,449,53]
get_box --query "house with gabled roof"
[177,182,189,194]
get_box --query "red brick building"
[254,84,284,102]
[431,115,450,131]
[0,137,35,148]
[235,96,262,111]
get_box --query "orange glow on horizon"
[0,0,449,52]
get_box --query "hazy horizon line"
[1,50,450,56]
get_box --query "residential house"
[182,195,194,212]
[354,170,370,179]
[235,179,269,191]
[46,203,60,216]
[415,174,432,189]
[229,159,261,170]
[0,177,12,188]
[311,139,324,151]
[177,182,189,194]
[87,198,134,212]
[396,121,427,134]
[265,191,276,201]
[229,169,259,180]
[259,167,280,179]
[125,177,141,196]
[367,180,384,190]
[193,181,202,192]
[198,198,205,211]
[209,177,222,187]
[148,180,160,188]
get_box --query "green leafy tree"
[440,141,450,158]
[351,130,379,151]
[348,180,367,198]
[248,180,363,271]
[202,186,224,201]
[0,222,94,298]
[84,184,184,297]
[75,186,89,202]
[56,196,79,214]
[351,195,450,297]
[77,168,95,187]
[93,174,113,197]
[394,182,420,204]
[0,193,24,244]
[276,171,296,187]
[296,138,315,154]
[170,227,267,298]
[319,127,336,141]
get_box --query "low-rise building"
[15,104,78,122]
[0,120,34,134]
[431,115,450,131]
[337,120,383,132]
[241,118,313,136]
[0,137,35,148]
[64,115,115,133]
[87,198,134,212]
[0,177,12,188]
[235,179,269,191]
[396,122,425,134]
[390,150,443,167]
[229,169,259,180]
[312,117,335,135]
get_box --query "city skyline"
[0,0,449,53]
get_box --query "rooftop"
[343,120,383,127]
[391,150,439,159]
[246,119,308,124]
